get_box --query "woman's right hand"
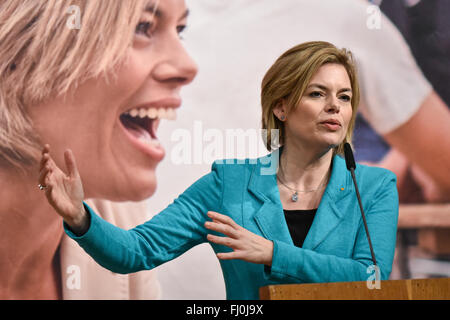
[39,144,89,235]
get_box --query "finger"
[38,165,52,186]
[44,186,58,209]
[40,153,59,174]
[205,221,238,238]
[39,152,50,171]
[44,184,53,197]
[216,251,241,260]
[40,145,50,168]
[39,165,57,190]
[42,144,50,154]
[206,234,238,248]
[207,211,239,229]
[64,149,80,178]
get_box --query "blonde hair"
[0,0,150,171]
[261,41,360,156]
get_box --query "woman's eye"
[309,91,323,98]
[340,95,351,102]
[135,21,154,38]
[177,25,187,39]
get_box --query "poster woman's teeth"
[126,107,177,120]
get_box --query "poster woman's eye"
[135,21,155,38]
[177,25,187,39]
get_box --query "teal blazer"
[66,148,399,300]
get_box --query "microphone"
[344,143,377,267]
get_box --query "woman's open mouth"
[119,106,177,161]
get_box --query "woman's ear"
[273,99,287,121]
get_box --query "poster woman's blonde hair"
[0,0,153,171]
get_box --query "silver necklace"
[277,162,330,202]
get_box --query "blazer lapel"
[248,148,353,249]
[302,155,353,250]
[248,150,294,245]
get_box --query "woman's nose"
[151,35,198,86]
[326,96,340,113]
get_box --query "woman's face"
[30,0,197,201]
[281,63,353,152]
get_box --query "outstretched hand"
[39,144,89,234]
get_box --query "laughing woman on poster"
[0,0,197,299]
[40,41,399,300]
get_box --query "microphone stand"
[344,143,377,267]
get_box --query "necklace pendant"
[292,192,298,202]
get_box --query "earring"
[280,115,286,121]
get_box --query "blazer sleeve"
[265,171,399,283]
[64,161,224,274]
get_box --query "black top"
[283,208,317,248]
